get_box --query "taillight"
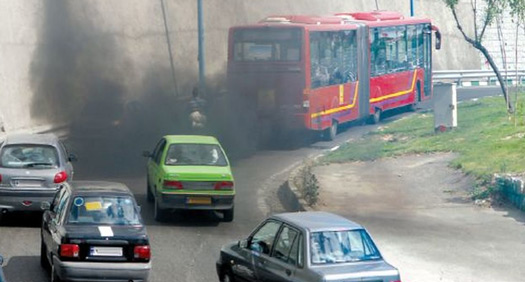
[390,280,402,282]
[163,180,183,189]
[134,245,151,260]
[214,181,234,190]
[60,244,79,258]
[0,174,2,183]
[54,171,68,183]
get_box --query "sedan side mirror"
[0,255,4,266]
[238,239,248,249]
[142,151,152,158]
[68,153,78,162]
[41,201,51,210]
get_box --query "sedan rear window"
[68,196,141,225]
[0,145,59,169]
[310,229,381,265]
[165,144,227,166]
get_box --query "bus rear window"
[233,28,302,62]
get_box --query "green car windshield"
[310,229,381,264]
[165,144,228,166]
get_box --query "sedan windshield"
[165,144,227,166]
[310,229,381,265]
[68,196,141,225]
[0,145,59,169]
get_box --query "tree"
[444,0,517,112]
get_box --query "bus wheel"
[370,109,381,124]
[324,120,338,141]
[409,83,421,112]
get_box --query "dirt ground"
[313,153,525,282]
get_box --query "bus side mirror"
[432,25,442,50]
[435,33,442,50]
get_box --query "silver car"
[217,211,401,282]
[0,133,75,219]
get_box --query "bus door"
[423,24,432,97]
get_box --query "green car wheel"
[222,206,234,222]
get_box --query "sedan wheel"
[146,179,154,203]
[222,206,234,222]
[222,270,234,282]
[154,197,166,222]
[51,263,62,282]
[40,240,49,270]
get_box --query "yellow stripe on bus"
[369,71,417,103]
[311,70,418,118]
[311,82,359,118]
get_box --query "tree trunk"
[476,43,513,112]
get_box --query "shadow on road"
[3,255,48,282]
[493,201,525,226]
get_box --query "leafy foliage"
[443,0,519,112]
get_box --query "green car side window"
[154,140,167,164]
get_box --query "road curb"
[280,157,324,213]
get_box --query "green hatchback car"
[144,135,235,222]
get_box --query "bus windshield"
[233,28,302,62]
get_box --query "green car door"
[146,138,167,202]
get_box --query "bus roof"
[230,11,432,31]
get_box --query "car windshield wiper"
[23,162,54,168]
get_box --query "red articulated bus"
[227,11,441,142]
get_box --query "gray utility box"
[433,82,457,131]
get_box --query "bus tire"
[370,108,381,124]
[409,82,421,112]
[324,120,338,141]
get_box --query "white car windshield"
[310,229,381,265]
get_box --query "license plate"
[90,247,123,257]
[187,197,212,205]
[14,180,42,187]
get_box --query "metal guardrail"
[434,69,525,86]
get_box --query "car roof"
[271,211,363,232]
[2,133,59,146]
[164,135,220,145]
[68,181,133,196]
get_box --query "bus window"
[372,26,410,75]
[407,25,418,69]
[233,28,302,62]
[416,25,425,67]
[371,28,386,76]
[310,30,357,89]
[396,26,408,71]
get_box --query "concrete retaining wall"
[0,0,481,132]
[497,175,525,211]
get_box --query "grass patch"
[323,95,525,181]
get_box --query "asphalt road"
[0,86,508,282]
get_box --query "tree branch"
[479,0,494,41]
[471,0,478,41]
[451,7,478,46]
